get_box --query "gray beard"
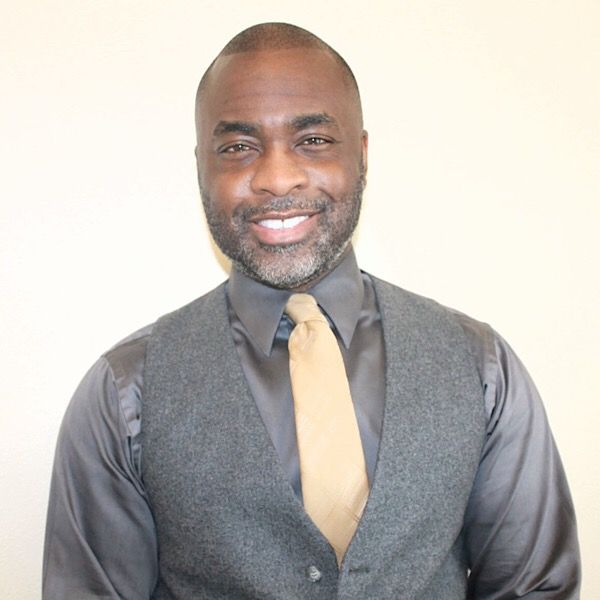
[201,182,363,289]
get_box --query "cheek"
[309,161,360,198]
[207,171,253,215]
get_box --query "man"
[43,23,580,599]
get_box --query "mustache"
[233,197,329,222]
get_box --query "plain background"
[1,1,598,597]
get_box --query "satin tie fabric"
[285,293,369,565]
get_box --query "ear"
[194,146,204,191]
[361,130,369,177]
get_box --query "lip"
[248,210,320,245]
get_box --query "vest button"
[307,565,322,582]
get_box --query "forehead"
[198,48,360,131]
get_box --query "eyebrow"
[213,120,259,137]
[290,113,337,130]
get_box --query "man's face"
[196,47,368,289]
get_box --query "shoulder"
[100,323,154,442]
[103,282,228,388]
[76,283,228,475]
[55,325,156,486]
[368,274,501,404]
[145,283,231,374]
[368,274,548,433]
[154,282,228,328]
[103,323,154,382]
[369,274,495,357]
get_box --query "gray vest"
[142,277,486,599]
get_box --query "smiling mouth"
[246,209,321,246]
[256,215,310,230]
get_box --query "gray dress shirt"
[43,251,580,599]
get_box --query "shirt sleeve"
[42,353,158,599]
[463,330,581,599]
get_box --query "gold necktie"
[285,293,369,565]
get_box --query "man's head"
[195,23,367,290]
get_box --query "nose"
[250,146,309,197]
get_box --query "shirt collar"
[227,248,365,355]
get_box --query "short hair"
[195,23,362,128]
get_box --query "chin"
[234,239,349,290]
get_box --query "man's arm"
[43,352,158,599]
[464,331,580,598]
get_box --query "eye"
[220,142,253,154]
[300,136,330,146]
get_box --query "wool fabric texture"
[142,278,485,599]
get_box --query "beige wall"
[1,1,598,597]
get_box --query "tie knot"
[285,293,327,325]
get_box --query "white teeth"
[258,215,309,230]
